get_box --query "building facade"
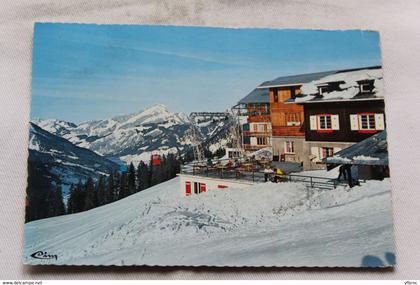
[236,66,385,169]
[292,66,385,170]
[237,87,272,152]
[256,71,338,163]
[179,173,254,196]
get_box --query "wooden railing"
[243,131,271,136]
[243,144,270,150]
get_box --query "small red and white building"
[179,173,255,196]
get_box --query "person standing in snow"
[263,166,273,182]
[345,165,354,187]
[273,168,286,183]
[338,164,347,181]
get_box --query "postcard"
[24,23,395,267]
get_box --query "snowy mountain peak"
[31,103,234,165]
[142,103,168,113]
[32,118,77,138]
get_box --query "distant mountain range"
[28,122,121,200]
[29,104,235,199]
[32,104,233,165]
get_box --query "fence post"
[252,170,254,182]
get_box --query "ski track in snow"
[23,176,394,267]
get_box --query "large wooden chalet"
[237,66,386,170]
[288,66,385,170]
[256,71,339,163]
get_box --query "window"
[360,114,376,130]
[286,113,301,126]
[257,137,267,145]
[318,85,329,95]
[360,83,372,93]
[264,124,268,132]
[321,147,334,159]
[274,92,279,103]
[263,104,268,113]
[284,141,295,154]
[194,182,206,194]
[185,181,191,196]
[252,123,268,133]
[358,80,374,93]
[228,151,240,158]
[350,113,385,132]
[290,87,296,99]
[319,115,332,130]
[310,114,339,131]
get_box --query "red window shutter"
[200,183,206,193]
[185,181,191,196]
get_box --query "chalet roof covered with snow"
[238,87,269,104]
[325,131,388,166]
[257,70,339,89]
[290,66,383,104]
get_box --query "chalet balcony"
[272,125,305,137]
[239,110,270,116]
[243,130,272,137]
[243,144,271,151]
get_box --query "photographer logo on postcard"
[23,23,395,267]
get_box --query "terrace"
[181,158,350,190]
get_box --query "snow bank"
[24,176,394,267]
[249,147,273,160]
[327,154,381,165]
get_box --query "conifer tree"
[26,162,56,222]
[150,161,162,186]
[106,172,115,204]
[50,186,66,217]
[68,181,86,213]
[118,172,129,199]
[83,177,96,211]
[128,162,136,194]
[67,184,75,214]
[96,175,107,206]
[137,161,150,191]
[114,171,121,201]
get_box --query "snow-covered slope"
[33,104,233,165]
[23,176,395,267]
[28,122,120,197]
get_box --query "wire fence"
[181,161,355,191]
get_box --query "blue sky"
[31,23,382,123]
